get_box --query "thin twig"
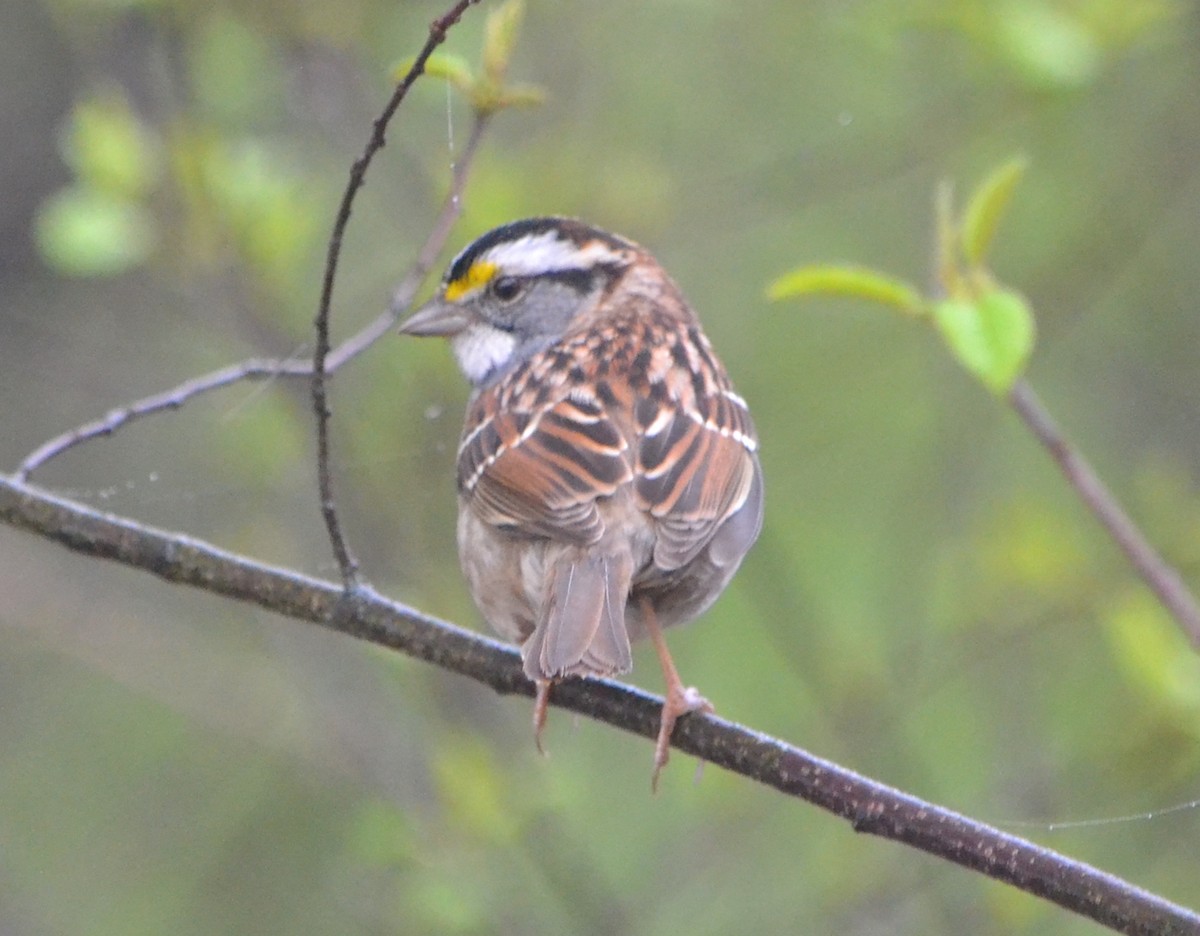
[15,74,488,486]
[16,358,308,481]
[1009,379,1200,646]
[312,0,481,586]
[328,111,491,374]
[1,473,1196,936]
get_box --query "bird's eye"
[490,275,524,303]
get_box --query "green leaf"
[411,870,489,934]
[61,90,160,198]
[394,16,545,118]
[495,83,547,109]
[345,800,415,867]
[191,13,285,122]
[961,156,1028,267]
[993,1,1102,90]
[1107,589,1200,714]
[482,0,525,84]
[396,53,474,91]
[35,187,155,276]
[432,738,518,845]
[932,288,1036,394]
[767,264,927,316]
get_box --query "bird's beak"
[398,297,471,337]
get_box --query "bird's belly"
[456,506,542,644]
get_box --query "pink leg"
[533,679,552,756]
[641,597,713,791]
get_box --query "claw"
[651,683,714,792]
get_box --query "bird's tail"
[522,550,634,680]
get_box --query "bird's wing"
[633,374,762,571]
[458,387,633,545]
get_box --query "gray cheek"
[511,281,595,339]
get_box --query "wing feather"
[635,376,760,571]
[459,388,632,545]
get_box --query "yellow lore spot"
[444,260,498,302]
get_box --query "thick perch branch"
[1,474,1196,936]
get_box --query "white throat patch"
[452,323,517,385]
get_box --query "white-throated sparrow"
[400,217,763,786]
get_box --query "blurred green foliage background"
[2,0,1199,933]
